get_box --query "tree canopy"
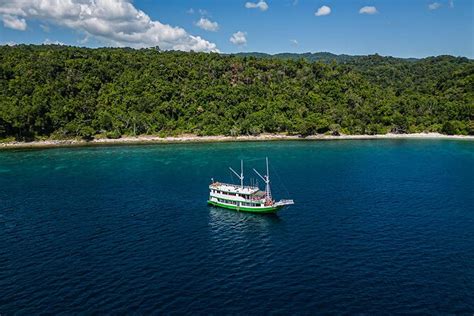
[0,45,472,140]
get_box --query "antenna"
[229,159,244,188]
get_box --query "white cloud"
[230,31,247,45]
[40,24,50,32]
[198,9,209,16]
[2,14,27,30]
[0,0,218,52]
[315,5,331,16]
[187,8,209,16]
[359,6,378,14]
[428,2,441,10]
[290,39,298,46]
[2,41,16,46]
[449,0,454,8]
[78,35,90,45]
[245,1,269,11]
[43,38,65,45]
[196,18,218,32]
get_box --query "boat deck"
[209,182,259,195]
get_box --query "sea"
[1,139,473,314]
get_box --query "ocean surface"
[1,140,473,314]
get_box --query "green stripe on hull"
[208,200,281,214]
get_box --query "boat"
[208,157,294,213]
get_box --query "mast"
[265,157,272,202]
[229,159,244,188]
[253,157,272,203]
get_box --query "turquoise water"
[1,140,473,314]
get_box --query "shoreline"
[1,133,473,149]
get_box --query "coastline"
[1,133,473,149]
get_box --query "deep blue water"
[1,140,473,314]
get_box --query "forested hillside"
[0,45,472,140]
[234,52,359,63]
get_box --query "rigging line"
[243,157,267,163]
[246,157,267,188]
[229,169,235,184]
[270,162,291,199]
[233,142,245,185]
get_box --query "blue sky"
[0,0,472,58]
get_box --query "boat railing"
[211,191,264,201]
[210,182,259,190]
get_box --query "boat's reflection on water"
[207,206,282,235]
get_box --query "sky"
[0,0,472,58]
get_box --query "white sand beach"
[1,133,473,149]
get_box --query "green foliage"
[442,120,468,135]
[329,123,341,136]
[78,126,96,140]
[0,45,472,140]
[106,130,122,139]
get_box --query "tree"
[0,45,471,140]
